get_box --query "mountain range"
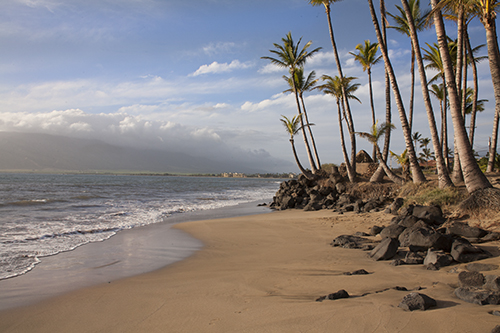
[0,132,283,174]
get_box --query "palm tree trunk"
[431,0,492,193]
[374,144,405,185]
[291,71,317,174]
[300,95,321,169]
[466,30,479,147]
[401,0,453,189]
[443,77,450,169]
[409,48,415,133]
[324,3,356,174]
[371,0,391,183]
[452,7,465,183]
[337,100,356,182]
[368,0,426,184]
[368,68,377,162]
[290,139,313,179]
[482,15,500,173]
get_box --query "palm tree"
[357,121,405,185]
[262,32,322,174]
[280,114,314,179]
[317,75,360,182]
[424,41,461,181]
[371,0,393,183]
[464,87,488,144]
[391,149,411,180]
[388,0,430,133]
[367,0,426,184]
[349,40,382,161]
[472,0,500,173]
[430,0,492,193]
[400,0,454,189]
[283,67,321,168]
[429,83,450,168]
[308,0,357,173]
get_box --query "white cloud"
[202,42,237,56]
[190,60,253,76]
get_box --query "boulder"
[446,221,488,239]
[481,232,500,242]
[466,263,499,272]
[450,239,491,263]
[370,238,400,261]
[399,222,452,251]
[412,205,445,225]
[370,225,384,236]
[327,289,350,300]
[380,224,406,239]
[331,235,372,249]
[423,249,453,269]
[405,251,425,265]
[484,275,500,292]
[455,287,500,305]
[458,271,485,288]
[398,292,437,311]
[398,215,420,228]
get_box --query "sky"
[0,0,496,173]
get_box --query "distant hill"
[0,132,272,174]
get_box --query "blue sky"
[0,0,496,172]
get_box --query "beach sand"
[1,209,500,332]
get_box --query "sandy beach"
[1,209,500,332]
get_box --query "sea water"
[0,173,281,281]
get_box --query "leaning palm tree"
[367,0,426,184]
[388,0,430,133]
[280,114,314,179]
[283,67,321,168]
[349,40,382,161]
[430,0,492,194]
[357,121,405,185]
[400,0,454,189]
[317,75,360,182]
[262,32,322,174]
[308,0,357,173]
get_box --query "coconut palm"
[429,83,450,168]
[280,114,314,179]
[262,32,322,174]
[371,0,393,183]
[357,121,405,185]
[390,149,411,180]
[367,0,426,184]
[388,0,430,133]
[349,40,382,161]
[472,0,500,173]
[317,75,360,182]
[283,67,321,168]
[400,0,454,189]
[308,0,357,173]
[430,0,492,193]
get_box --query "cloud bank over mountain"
[0,110,293,173]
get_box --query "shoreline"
[0,200,272,311]
[1,209,500,332]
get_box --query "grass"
[398,182,467,213]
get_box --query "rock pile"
[269,174,390,213]
[331,201,499,269]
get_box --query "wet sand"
[1,209,500,332]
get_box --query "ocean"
[0,173,281,282]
